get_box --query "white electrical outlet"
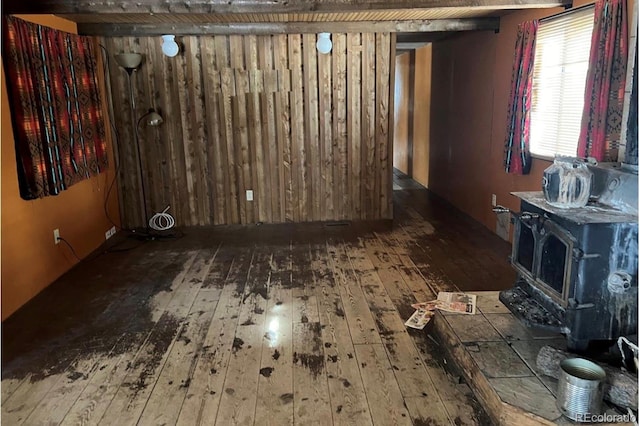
[105,226,116,240]
[491,194,497,207]
[54,229,60,244]
[246,190,254,201]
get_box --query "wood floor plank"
[2,362,78,425]
[60,335,145,426]
[137,289,220,425]
[202,243,235,289]
[292,241,320,324]
[1,377,28,403]
[394,219,467,293]
[402,203,511,287]
[404,395,452,426]
[57,252,199,426]
[255,246,294,425]
[214,247,270,426]
[5,251,197,426]
[96,290,197,425]
[4,252,186,424]
[374,310,443,400]
[147,250,203,322]
[175,248,255,426]
[361,234,420,321]
[357,234,472,414]
[399,225,475,293]
[97,250,213,425]
[400,205,437,235]
[374,230,440,301]
[292,322,332,426]
[24,336,127,425]
[343,238,397,314]
[346,239,442,400]
[410,330,479,410]
[310,243,373,426]
[402,215,489,284]
[292,287,320,325]
[353,343,412,426]
[326,240,380,345]
[442,392,493,426]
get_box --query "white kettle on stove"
[542,157,592,208]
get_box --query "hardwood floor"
[2,177,515,425]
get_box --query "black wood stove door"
[539,233,568,294]
[512,215,577,307]
[536,220,578,305]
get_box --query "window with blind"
[529,6,595,158]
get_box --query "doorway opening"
[392,40,432,190]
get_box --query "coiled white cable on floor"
[149,205,175,231]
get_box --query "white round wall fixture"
[316,33,332,54]
[161,35,179,57]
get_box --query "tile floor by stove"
[437,291,632,425]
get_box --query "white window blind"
[529,6,595,158]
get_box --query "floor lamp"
[114,53,164,232]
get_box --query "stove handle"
[567,298,595,310]
[492,205,516,224]
[571,247,602,261]
[520,212,540,221]
[492,206,540,222]
[492,205,511,214]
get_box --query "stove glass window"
[539,235,567,294]
[516,225,535,274]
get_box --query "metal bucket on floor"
[556,358,607,421]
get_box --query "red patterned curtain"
[3,16,108,200]
[578,0,628,161]
[504,21,538,175]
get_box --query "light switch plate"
[246,190,254,201]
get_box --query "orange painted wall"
[1,15,119,320]
[412,44,432,188]
[429,1,596,232]
[393,52,412,174]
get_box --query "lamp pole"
[115,53,146,229]
[115,53,164,232]
[125,72,150,229]
[134,111,150,228]
[135,110,164,230]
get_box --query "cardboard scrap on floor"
[405,292,477,330]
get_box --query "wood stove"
[499,163,638,351]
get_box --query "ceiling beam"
[77,18,500,36]
[4,0,571,15]
[397,42,432,49]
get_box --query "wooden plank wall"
[100,33,394,227]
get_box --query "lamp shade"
[114,53,142,70]
[146,111,164,126]
[161,35,179,57]
[316,33,332,54]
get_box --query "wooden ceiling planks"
[60,9,502,24]
[6,0,571,15]
[101,33,394,227]
[77,19,501,36]
[9,0,569,38]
